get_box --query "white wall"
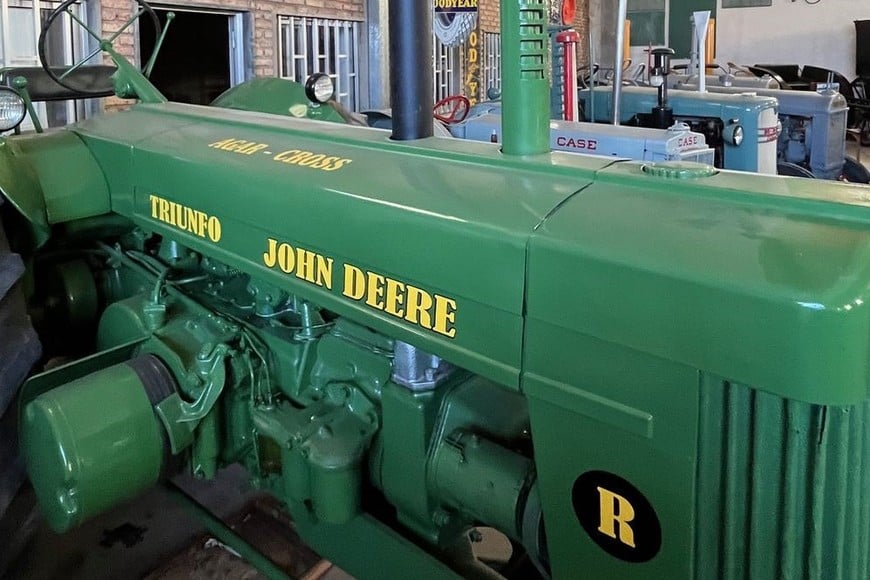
[716,0,870,79]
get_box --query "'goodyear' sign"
[434,0,478,13]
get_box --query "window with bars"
[433,35,463,101]
[0,0,87,68]
[278,16,360,111]
[483,32,501,95]
[0,0,89,127]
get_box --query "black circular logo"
[572,470,661,563]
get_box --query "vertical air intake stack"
[389,0,433,140]
[501,0,550,155]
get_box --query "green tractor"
[1,1,869,579]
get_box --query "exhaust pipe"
[389,0,433,140]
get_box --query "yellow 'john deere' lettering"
[263,238,334,289]
[259,239,457,338]
[597,487,637,548]
[342,264,457,338]
[149,194,222,242]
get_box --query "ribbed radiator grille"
[695,378,870,580]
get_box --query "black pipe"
[388,0,433,140]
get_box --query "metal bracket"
[155,343,232,454]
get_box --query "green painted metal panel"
[71,107,197,218]
[68,102,607,388]
[211,77,346,123]
[0,137,49,246]
[289,509,463,580]
[11,130,110,223]
[695,377,870,579]
[527,161,870,406]
[524,328,699,579]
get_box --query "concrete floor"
[3,467,260,579]
[1,466,353,580]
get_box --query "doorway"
[139,8,247,104]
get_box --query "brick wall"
[100,0,365,80]
[101,0,585,77]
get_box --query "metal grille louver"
[695,377,870,580]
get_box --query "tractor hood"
[0,131,110,247]
[69,102,610,387]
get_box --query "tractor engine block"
[19,234,545,573]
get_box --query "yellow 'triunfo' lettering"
[263,238,334,289]
[341,264,457,338]
[596,487,637,548]
[149,194,222,242]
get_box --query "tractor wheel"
[777,161,816,179]
[842,156,870,184]
[0,198,42,519]
[433,13,476,48]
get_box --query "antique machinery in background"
[671,81,856,181]
[449,101,715,165]
[0,1,869,580]
[578,9,778,176]
[631,12,865,183]
[580,52,779,175]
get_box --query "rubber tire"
[777,161,816,179]
[0,199,42,519]
[842,156,870,184]
[433,13,476,48]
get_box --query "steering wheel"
[38,0,161,95]
[434,95,470,124]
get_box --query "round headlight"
[723,123,744,147]
[0,88,26,132]
[305,73,335,104]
